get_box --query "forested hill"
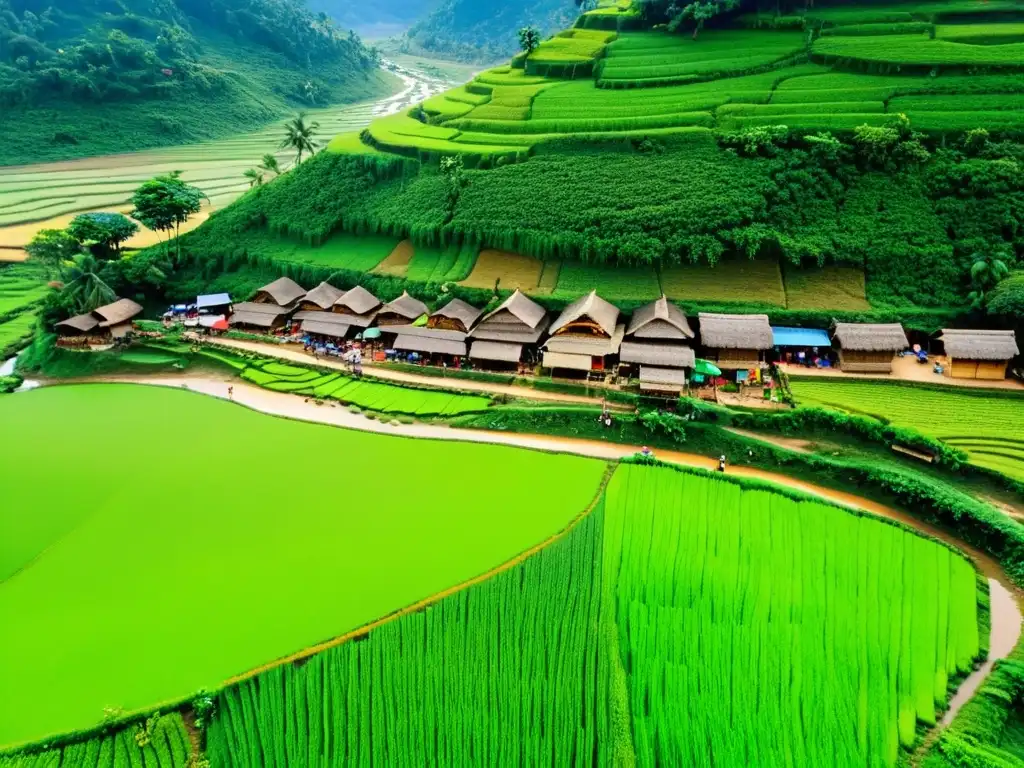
[405,0,579,62]
[0,0,392,164]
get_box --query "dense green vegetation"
[197,463,979,766]
[0,0,391,164]
[0,384,605,749]
[789,377,1024,480]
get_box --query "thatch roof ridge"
[480,290,547,330]
[93,298,144,327]
[380,291,428,320]
[627,296,693,339]
[302,281,345,310]
[940,329,1019,360]
[56,313,100,333]
[257,277,306,306]
[550,291,619,337]
[698,312,772,350]
[832,322,908,352]
[432,298,483,329]
[335,285,381,314]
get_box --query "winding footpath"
[30,374,1024,741]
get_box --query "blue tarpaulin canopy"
[772,326,831,348]
[196,293,232,309]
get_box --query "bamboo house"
[832,323,908,373]
[375,292,429,327]
[55,298,144,344]
[229,302,291,331]
[296,282,345,313]
[469,290,549,365]
[428,299,483,334]
[938,329,1019,380]
[698,313,773,373]
[543,291,624,373]
[620,296,695,393]
[333,286,382,328]
[253,277,306,308]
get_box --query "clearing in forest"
[459,248,544,291]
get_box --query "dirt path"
[213,338,631,409]
[32,375,1024,741]
[725,427,815,454]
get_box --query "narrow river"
[28,374,1022,734]
[0,57,464,256]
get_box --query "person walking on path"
[718,455,727,472]
[228,386,234,401]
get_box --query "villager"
[718,455,727,473]
[228,386,233,401]
[641,445,653,458]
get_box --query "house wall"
[949,358,1007,380]
[713,348,762,369]
[838,349,894,373]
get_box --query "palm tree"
[60,253,117,314]
[243,168,265,188]
[968,253,1010,308]
[279,113,320,166]
[258,154,281,177]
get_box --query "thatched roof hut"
[626,296,693,340]
[429,298,483,333]
[698,313,772,371]
[94,298,143,328]
[620,341,695,369]
[543,323,625,372]
[549,291,619,339]
[230,302,290,329]
[295,311,352,339]
[638,366,688,395]
[832,322,907,373]
[938,329,1019,380]
[470,290,550,355]
[297,282,344,312]
[376,291,428,326]
[55,313,100,336]
[254,277,305,307]
[334,286,381,316]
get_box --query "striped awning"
[394,335,467,356]
[470,341,522,363]
[542,351,592,371]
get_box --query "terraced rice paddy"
[783,264,871,310]
[196,463,980,766]
[0,384,606,749]
[238,359,493,416]
[0,263,48,317]
[403,241,479,283]
[459,248,545,291]
[789,378,1024,480]
[329,4,1024,161]
[0,60,456,251]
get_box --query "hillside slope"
[0,0,393,165]
[147,0,1023,321]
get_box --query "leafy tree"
[280,113,320,166]
[670,0,741,38]
[243,168,265,188]
[517,26,541,54]
[440,155,467,224]
[59,253,117,314]
[968,252,1010,308]
[24,228,80,272]
[988,272,1024,319]
[67,212,139,258]
[258,154,281,176]
[130,171,205,262]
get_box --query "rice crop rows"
[199,462,981,767]
[554,261,662,301]
[788,379,1024,480]
[0,263,48,317]
[206,498,606,767]
[605,464,980,766]
[0,714,192,768]
[660,259,786,306]
[0,384,606,748]
[813,34,1024,68]
[406,242,479,283]
[0,309,37,356]
[238,358,493,416]
[260,233,401,272]
[783,264,871,310]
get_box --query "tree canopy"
[67,213,139,257]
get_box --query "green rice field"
[263,232,402,272]
[789,378,1024,480]
[197,463,979,766]
[0,384,606,749]
[238,358,493,416]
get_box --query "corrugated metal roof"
[470,341,523,362]
[542,351,593,371]
[771,326,831,348]
[196,293,231,309]
[393,335,467,356]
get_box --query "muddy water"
[27,375,1024,728]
